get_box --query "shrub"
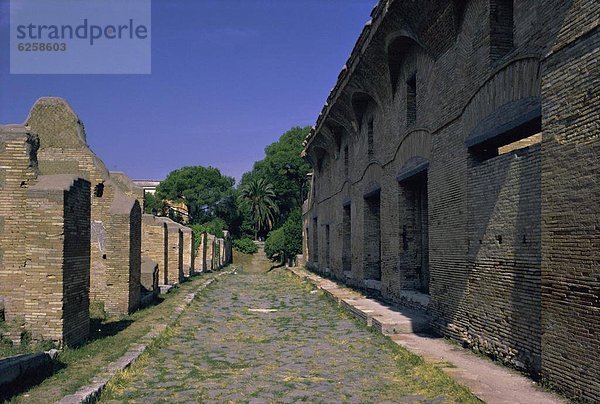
[233,237,258,254]
[264,227,285,260]
[264,208,302,263]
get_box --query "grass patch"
[6,272,222,403]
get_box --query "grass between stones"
[3,272,221,404]
[100,251,481,403]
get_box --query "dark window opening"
[94,183,104,197]
[364,191,381,281]
[398,171,429,294]
[342,204,352,272]
[367,119,374,158]
[490,0,514,61]
[407,74,417,126]
[470,116,541,163]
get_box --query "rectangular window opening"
[471,117,541,163]
[407,74,417,126]
[364,191,381,281]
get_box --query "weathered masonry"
[0,125,90,346]
[26,98,141,317]
[302,0,599,400]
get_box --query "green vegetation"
[232,237,258,254]
[238,177,279,240]
[143,126,310,252]
[142,192,167,215]
[0,322,55,359]
[239,126,310,257]
[5,274,219,403]
[264,208,302,264]
[156,165,236,225]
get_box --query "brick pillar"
[539,11,599,400]
[26,175,90,346]
[0,127,38,323]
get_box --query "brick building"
[302,0,598,400]
[25,98,141,316]
[0,125,90,346]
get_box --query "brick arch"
[351,91,380,130]
[462,56,541,139]
[390,129,432,170]
[385,32,428,96]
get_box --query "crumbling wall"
[163,218,183,284]
[0,125,90,346]
[181,227,194,277]
[142,214,168,285]
[140,256,159,294]
[0,126,38,322]
[26,98,140,316]
[26,174,91,346]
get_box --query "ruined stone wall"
[205,234,215,271]
[163,218,183,284]
[181,227,194,277]
[0,127,38,321]
[110,171,144,208]
[539,2,599,399]
[302,0,598,398]
[26,98,140,316]
[0,125,91,346]
[198,232,207,272]
[140,256,159,294]
[142,214,168,285]
[26,175,91,346]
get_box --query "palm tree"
[239,177,279,240]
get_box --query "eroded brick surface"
[302,1,599,400]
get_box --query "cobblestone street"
[102,252,476,403]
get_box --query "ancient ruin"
[0,125,90,346]
[26,98,141,316]
[302,1,598,400]
[142,214,169,285]
[0,98,232,351]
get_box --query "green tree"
[264,208,302,265]
[239,126,311,226]
[143,192,167,215]
[238,177,279,240]
[156,166,235,225]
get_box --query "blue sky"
[0,0,376,181]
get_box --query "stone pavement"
[102,252,477,403]
[287,266,563,404]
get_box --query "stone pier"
[0,125,90,346]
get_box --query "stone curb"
[286,266,563,404]
[58,268,237,404]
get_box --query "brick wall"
[302,0,598,399]
[26,175,91,346]
[0,127,38,321]
[142,214,168,285]
[26,98,141,315]
[163,218,183,284]
[0,126,91,346]
[539,1,599,399]
[181,227,194,276]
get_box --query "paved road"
[103,252,458,403]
